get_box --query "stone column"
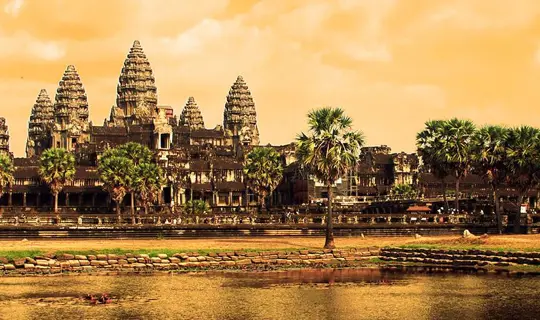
[8,192,12,206]
[228,192,233,207]
[92,193,97,207]
[36,193,41,207]
[22,193,27,207]
[78,193,83,207]
[65,193,70,206]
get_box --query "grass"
[396,244,540,252]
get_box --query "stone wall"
[0,248,380,275]
[380,247,540,267]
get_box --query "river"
[0,268,538,320]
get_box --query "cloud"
[0,30,65,60]
[3,0,23,16]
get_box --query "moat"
[0,268,538,320]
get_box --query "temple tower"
[223,76,260,147]
[116,40,158,124]
[179,97,205,130]
[0,117,9,156]
[51,65,90,151]
[26,89,54,157]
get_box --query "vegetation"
[243,147,284,210]
[296,107,364,249]
[390,184,417,199]
[184,199,210,214]
[38,148,76,213]
[0,154,14,202]
[98,142,162,223]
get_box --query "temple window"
[160,133,170,149]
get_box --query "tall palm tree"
[504,126,540,233]
[38,148,76,214]
[296,107,364,249]
[0,154,14,204]
[136,162,163,214]
[243,147,284,211]
[440,118,476,212]
[471,125,509,233]
[98,150,134,222]
[416,120,451,211]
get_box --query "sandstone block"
[79,260,90,266]
[4,264,15,270]
[236,259,252,265]
[96,254,108,260]
[118,259,128,265]
[36,260,49,266]
[132,263,147,268]
[87,255,97,260]
[187,262,201,267]
[107,254,117,260]
[108,260,118,265]
[24,264,35,269]
[127,258,138,263]
[187,257,198,262]
[82,266,93,271]
[170,257,180,263]
[196,256,206,261]
[157,254,168,259]
[74,255,87,260]
[57,254,75,261]
[69,260,80,267]
[150,257,161,263]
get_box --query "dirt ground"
[0,234,538,252]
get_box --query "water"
[0,268,538,320]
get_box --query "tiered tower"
[26,89,54,157]
[179,97,205,129]
[51,65,90,151]
[115,40,158,125]
[0,117,9,156]
[223,76,260,147]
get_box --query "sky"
[1,0,540,157]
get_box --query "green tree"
[416,120,451,211]
[184,199,210,214]
[136,162,163,214]
[296,107,364,249]
[439,118,476,212]
[471,125,509,233]
[38,148,76,213]
[98,151,134,223]
[390,184,416,199]
[243,147,284,211]
[504,126,540,233]
[0,154,14,203]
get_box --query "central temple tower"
[223,76,260,148]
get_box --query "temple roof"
[53,65,89,122]
[116,40,158,114]
[28,89,54,134]
[179,97,205,129]
[223,75,257,127]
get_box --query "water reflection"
[0,268,538,320]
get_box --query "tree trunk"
[441,180,449,213]
[324,184,335,249]
[514,194,525,234]
[455,176,461,212]
[259,192,266,213]
[130,192,135,225]
[116,201,121,224]
[54,192,59,213]
[491,184,502,234]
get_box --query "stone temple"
[3,40,427,211]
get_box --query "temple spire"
[26,89,54,157]
[116,40,158,123]
[223,75,260,147]
[0,117,9,156]
[179,97,205,130]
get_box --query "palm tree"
[0,154,14,205]
[416,120,451,211]
[136,162,163,214]
[98,152,134,223]
[184,200,210,214]
[471,125,509,233]
[38,148,76,214]
[504,126,540,233]
[296,107,364,249]
[390,184,416,199]
[440,118,476,212]
[243,147,284,211]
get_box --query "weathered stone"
[24,264,35,269]
[4,264,15,270]
[108,260,119,265]
[79,260,90,266]
[87,255,97,260]
[36,260,49,266]
[157,254,168,259]
[150,257,161,263]
[187,257,198,262]
[68,260,80,267]
[96,254,108,260]
[74,255,87,260]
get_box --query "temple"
[1,40,533,215]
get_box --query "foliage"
[98,152,134,207]
[0,154,14,194]
[184,200,210,214]
[243,147,284,208]
[390,184,417,199]
[136,162,164,214]
[38,148,76,212]
[296,107,364,249]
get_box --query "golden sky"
[2,0,540,156]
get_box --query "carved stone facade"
[223,76,260,147]
[114,40,158,125]
[51,65,90,151]
[0,118,9,156]
[179,97,205,129]
[26,89,54,157]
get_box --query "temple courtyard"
[0,234,538,254]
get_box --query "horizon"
[2,0,540,157]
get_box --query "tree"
[296,107,364,249]
[136,162,163,214]
[390,184,416,199]
[439,118,476,212]
[504,126,540,233]
[416,120,451,211]
[243,147,284,211]
[471,125,509,234]
[0,154,14,204]
[38,148,76,214]
[98,151,134,223]
[184,200,210,214]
